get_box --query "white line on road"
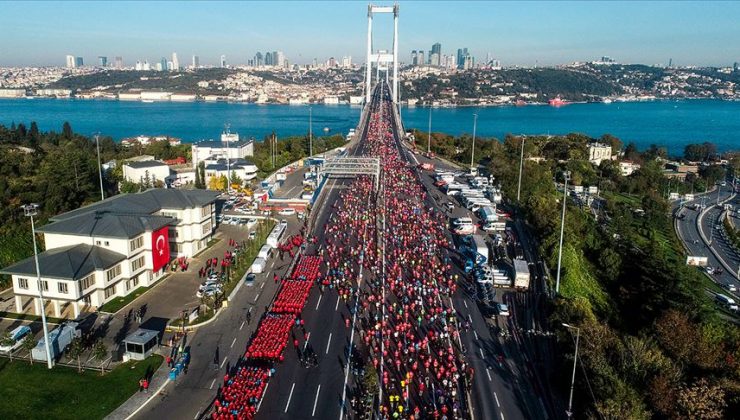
[230,337,237,348]
[260,282,265,290]
[257,382,269,411]
[479,348,485,359]
[464,300,468,309]
[312,384,322,416]
[468,314,473,323]
[335,295,340,311]
[473,331,479,341]
[194,410,200,419]
[284,382,296,413]
[486,369,492,381]
[220,356,228,369]
[495,392,500,407]
[501,413,505,420]
[240,321,245,330]
[326,333,332,354]
[449,297,456,312]
[315,294,322,310]
[209,378,216,389]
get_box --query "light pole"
[562,323,580,419]
[427,107,432,154]
[94,133,105,201]
[517,135,525,202]
[309,107,313,157]
[470,113,478,173]
[555,171,571,294]
[23,204,53,369]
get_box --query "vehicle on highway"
[452,217,476,235]
[445,202,455,211]
[297,212,305,220]
[258,245,272,260]
[0,325,32,354]
[434,180,448,187]
[245,273,256,286]
[513,258,531,290]
[280,219,288,227]
[478,206,499,223]
[279,208,296,216]
[721,282,738,293]
[715,294,739,311]
[496,302,510,316]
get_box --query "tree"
[195,161,205,189]
[21,335,36,365]
[92,339,108,375]
[68,336,84,372]
[676,378,726,419]
[0,332,15,361]
[62,121,73,140]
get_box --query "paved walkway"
[104,349,173,420]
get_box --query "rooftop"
[124,160,168,169]
[40,211,175,239]
[193,140,253,149]
[0,243,126,280]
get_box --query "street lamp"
[94,133,105,201]
[562,323,581,419]
[555,171,571,294]
[23,204,53,369]
[309,107,313,157]
[427,107,432,154]
[470,113,478,174]
[517,135,525,202]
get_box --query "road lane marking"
[284,382,296,413]
[315,294,322,310]
[230,337,236,348]
[495,392,500,407]
[326,333,332,354]
[501,413,505,420]
[479,348,485,359]
[257,382,269,411]
[486,369,492,381]
[260,282,265,290]
[240,321,245,330]
[220,356,228,369]
[464,300,468,309]
[468,314,473,323]
[335,295,340,311]
[312,384,322,416]
[473,331,479,341]
[209,378,216,389]
[194,411,200,419]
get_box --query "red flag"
[151,227,170,272]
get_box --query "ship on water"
[548,95,568,107]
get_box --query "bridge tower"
[365,3,399,104]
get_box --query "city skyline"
[1,1,739,67]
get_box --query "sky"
[0,1,739,67]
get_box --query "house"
[191,131,254,170]
[122,160,171,185]
[588,142,613,165]
[1,189,219,318]
[619,161,641,176]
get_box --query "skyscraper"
[275,51,284,67]
[192,55,200,68]
[172,52,179,71]
[265,52,272,66]
[66,55,76,68]
[417,50,425,67]
[114,56,123,69]
[220,55,227,68]
[255,52,263,67]
[411,50,418,66]
[457,48,469,69]
[98,56,108,67]
[431,43,441,62]
[75,57,84,67]
[160,57,168,72]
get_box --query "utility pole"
[562,323,580,419]
[555,171,571,294]
[94,133,105,200]
[517,135,525,202]
[427,107,432,154]
[470,113,478,173]
[23,204,53,369]
[309,107,313,157]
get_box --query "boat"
[515,99,526,107]
[548,95,568,107]
[142,99,154,103]
[602,98,613,104]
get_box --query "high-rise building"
[431,43,441,58]
[98,56,108,67]
[255,52,263,67]
[220,55,227,68]
[430,53,440,67]
[66,55,76,68]
[275,51,285,67]
[156,62,163,71]
[172,52,179,71]
[463,55,473,70]
[417,50,425,67]
[457,48,468,69]
[411,50,417,66]
[341,56,352,68]
[160,57,167,72]
[74,57,84,67]
[192,55,200,69]
[114,56,123,69]
[265,52,273,66]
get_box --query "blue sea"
[1,98,738,154]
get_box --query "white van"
[0,325,32,353]
[258,245,272,260]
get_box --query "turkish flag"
[151,227,170,272]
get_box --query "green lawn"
[0,354,162,420]
[98,284,154,314]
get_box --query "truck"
[32,322,80,362]
[478,206,498,223]
[251,257,267,274]
[513,258,530,290]
[471,234,489,263]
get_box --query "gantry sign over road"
[365,3,399,104]
[320,157,381,191]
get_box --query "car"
[196,285,222,298]
[245,273,256,286]
[280,219,288,227]
[249,231,256,240]
[297,212,305,220]
[199,279,220,291]
[446,202,455,211]
[721,282,738,293]
[434,180,448,187]
[496,303,510,317]
[246,219,258,229]
[279,208,296,216]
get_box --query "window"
[58,282,68,294]
[18,278,29,290]
[104,241,110,246]
[161,211,177,219]
[129,236,144,252]
[80,274,95,291]
[41,281,48,292]
[104,285,116,299]
[131,255,145,272]
[125,279,132,291]
[201,206,210,218]
[82,295,92,305]
[202,221,212,235]
[132,276,139,287]
[105,265,121,282]
[95,240,101,245]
